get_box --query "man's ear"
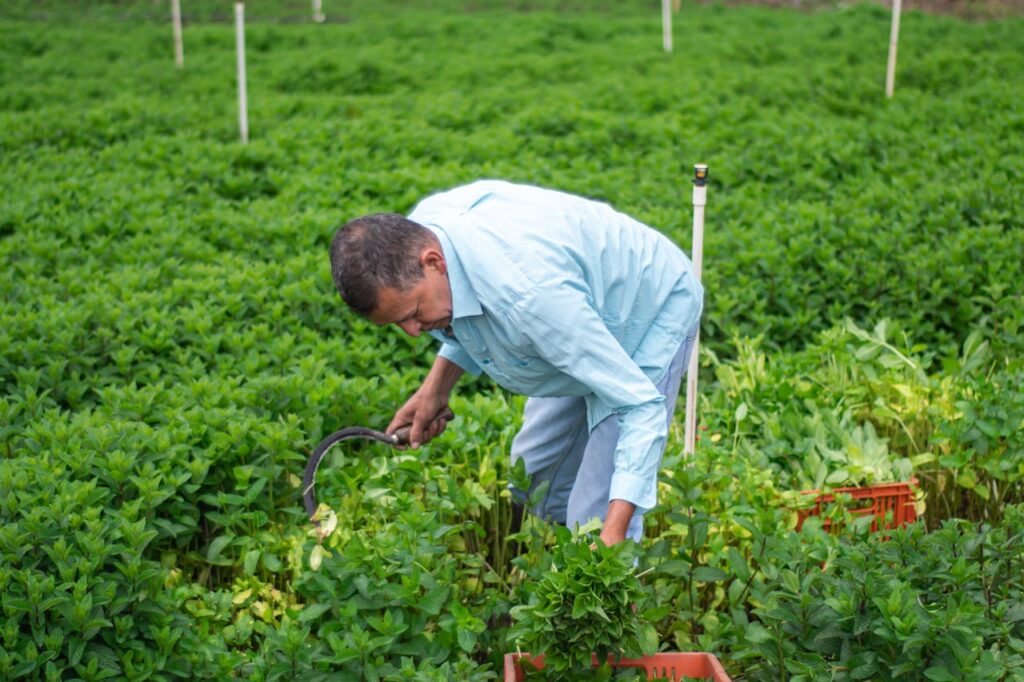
[420,247,447,275]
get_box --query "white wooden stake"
[885,0,902,98]
[313,0,325,23]
[235,2,249,143]
[662,0,673,53]
[684,164,708,456]
[171,0,184,68]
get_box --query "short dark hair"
[329,213,437,316]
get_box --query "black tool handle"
[391,406,456,445]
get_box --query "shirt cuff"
[609,470,656,514]
[438,343,483,376]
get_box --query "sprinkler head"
[693,164,708,187]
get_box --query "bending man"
[329,180,703,546]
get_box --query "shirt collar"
[425,224,482,320]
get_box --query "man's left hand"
[598,499,636,546]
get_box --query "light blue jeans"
[509,323,699,542]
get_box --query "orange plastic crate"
[796,479,918,532]
[503,652,732,681]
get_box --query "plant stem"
[737,535,767,605]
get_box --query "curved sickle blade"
[302,427,397,524]
[302,408,455,527]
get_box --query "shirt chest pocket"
[501,354,551,386]
[507,355,534,369]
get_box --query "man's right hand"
[387,355,465,448]
[386,390,452,449]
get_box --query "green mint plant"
[742,506,1024,681]
[928,360,1024,525]
[509,528,658,679]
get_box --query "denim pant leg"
[508,394,590,525]
[566,325,699,542]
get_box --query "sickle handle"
[391,406,456,445]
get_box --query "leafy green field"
[2,1,1023,680]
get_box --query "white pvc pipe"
[313,0,325,23]
[235,2,249,143]
[684,164,708,456]
[171,0,183,68]
[662,0,673,53]
[885,0,902,98]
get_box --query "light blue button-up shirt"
[408,180,703,512]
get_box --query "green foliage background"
[1,1,1022,680]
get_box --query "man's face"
[368,247,453,337]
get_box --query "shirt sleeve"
[437,342,483,376]
[509,280,668,513]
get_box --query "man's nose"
[398,320,421,337]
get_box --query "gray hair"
[329,213,437,316]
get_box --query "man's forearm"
[423,355,465,399]
[600,499,636,546]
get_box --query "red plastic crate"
[796,479,918,532]
[503,653,732,681]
